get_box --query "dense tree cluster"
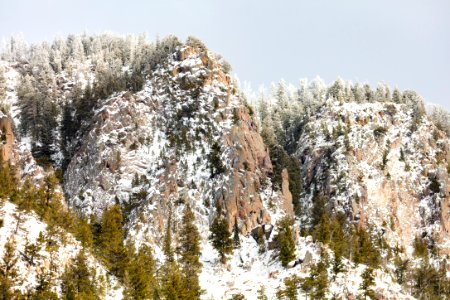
[428,104,450,136]
[255,78,430,218]
[0,160,205,299]
[1,33,183,169]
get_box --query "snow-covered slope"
[296,100,450,254]
[1,35,449,299]
[0,201,122,298]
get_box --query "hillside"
[0,34,449,299]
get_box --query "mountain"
[0,34,449,299]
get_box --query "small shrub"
[382,149,389,170]
[229,293,245,300]
[129,141,138,151]
[385,104,397,116]
[373,126,387,138]
[429,177,440,194]
[221,60,232,74]
[404,163,411,172]
[413,236,428,258]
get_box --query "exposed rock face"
[0,116,14,163]
[281,168,294,217]
[220,106,273,233]
[296,101,450,251]
[64,45,274,239]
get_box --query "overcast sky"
[0,0,449,109]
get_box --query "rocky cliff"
[295,100,450,253]
[64,45,277,242]
[0,116,14,163]
[1,34,448,299]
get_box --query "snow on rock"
[296,100,450,254]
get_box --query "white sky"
[0,0,449,109]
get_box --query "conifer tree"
[314,213,331,244]
[301,251,329,299]
[209,142,225,177]
[127,244,157,300]
[161,211,185,300]
[393,255,409,285]
[98,204,128,278]
[233,217,241,249]
[61,250,99,300]
[0,238,20,299]
[209,215,233,264]
[163,207,174,263]
[24,237,42,266]
[256,286,268,300]
[352,227,380,268]
[31,271,58,300]
[0,161,16,199]
[312,252,329,299]
[276,217,296,267]
[412,235,428,258]
[177,203,203,299]
[329,215,347,274]
[359,267,376,299]
[276,275,299,300]
[75,217,94,248]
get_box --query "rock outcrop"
[220,105,273,233]
[64,44,275,239]
[0,116,14,163]
[281,168,294,217]
[296,101,450,252]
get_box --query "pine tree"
[257,285,268,300]
[177,204,203,299]
[312,252,329,299]
[163,207,174,263]
[353,227,380,268]
[161,212,185,300]
[359,267,376,299]
[233,217,241,249]
[330,216,347,274]
[75,217,94,248]
[127,244,157,299]
[314,213,331,244]
[0,238,20,299]
[276,275,299,300]
[209,142,225,177]
[24,237,42,266]
[31,271,58,300]
[392,88,402,103]
[276,217,296,267]
[229,293,246,300]
[393,255,409,285]
[412,260,450,298]
[301,251,329,299]
[98,204,128,278]
[209,215,233,264]
[61,250,99,300]
[0,161,17,199]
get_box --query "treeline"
[1,33,182,169]
[257,78,428,152]
[254,79,430,217]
